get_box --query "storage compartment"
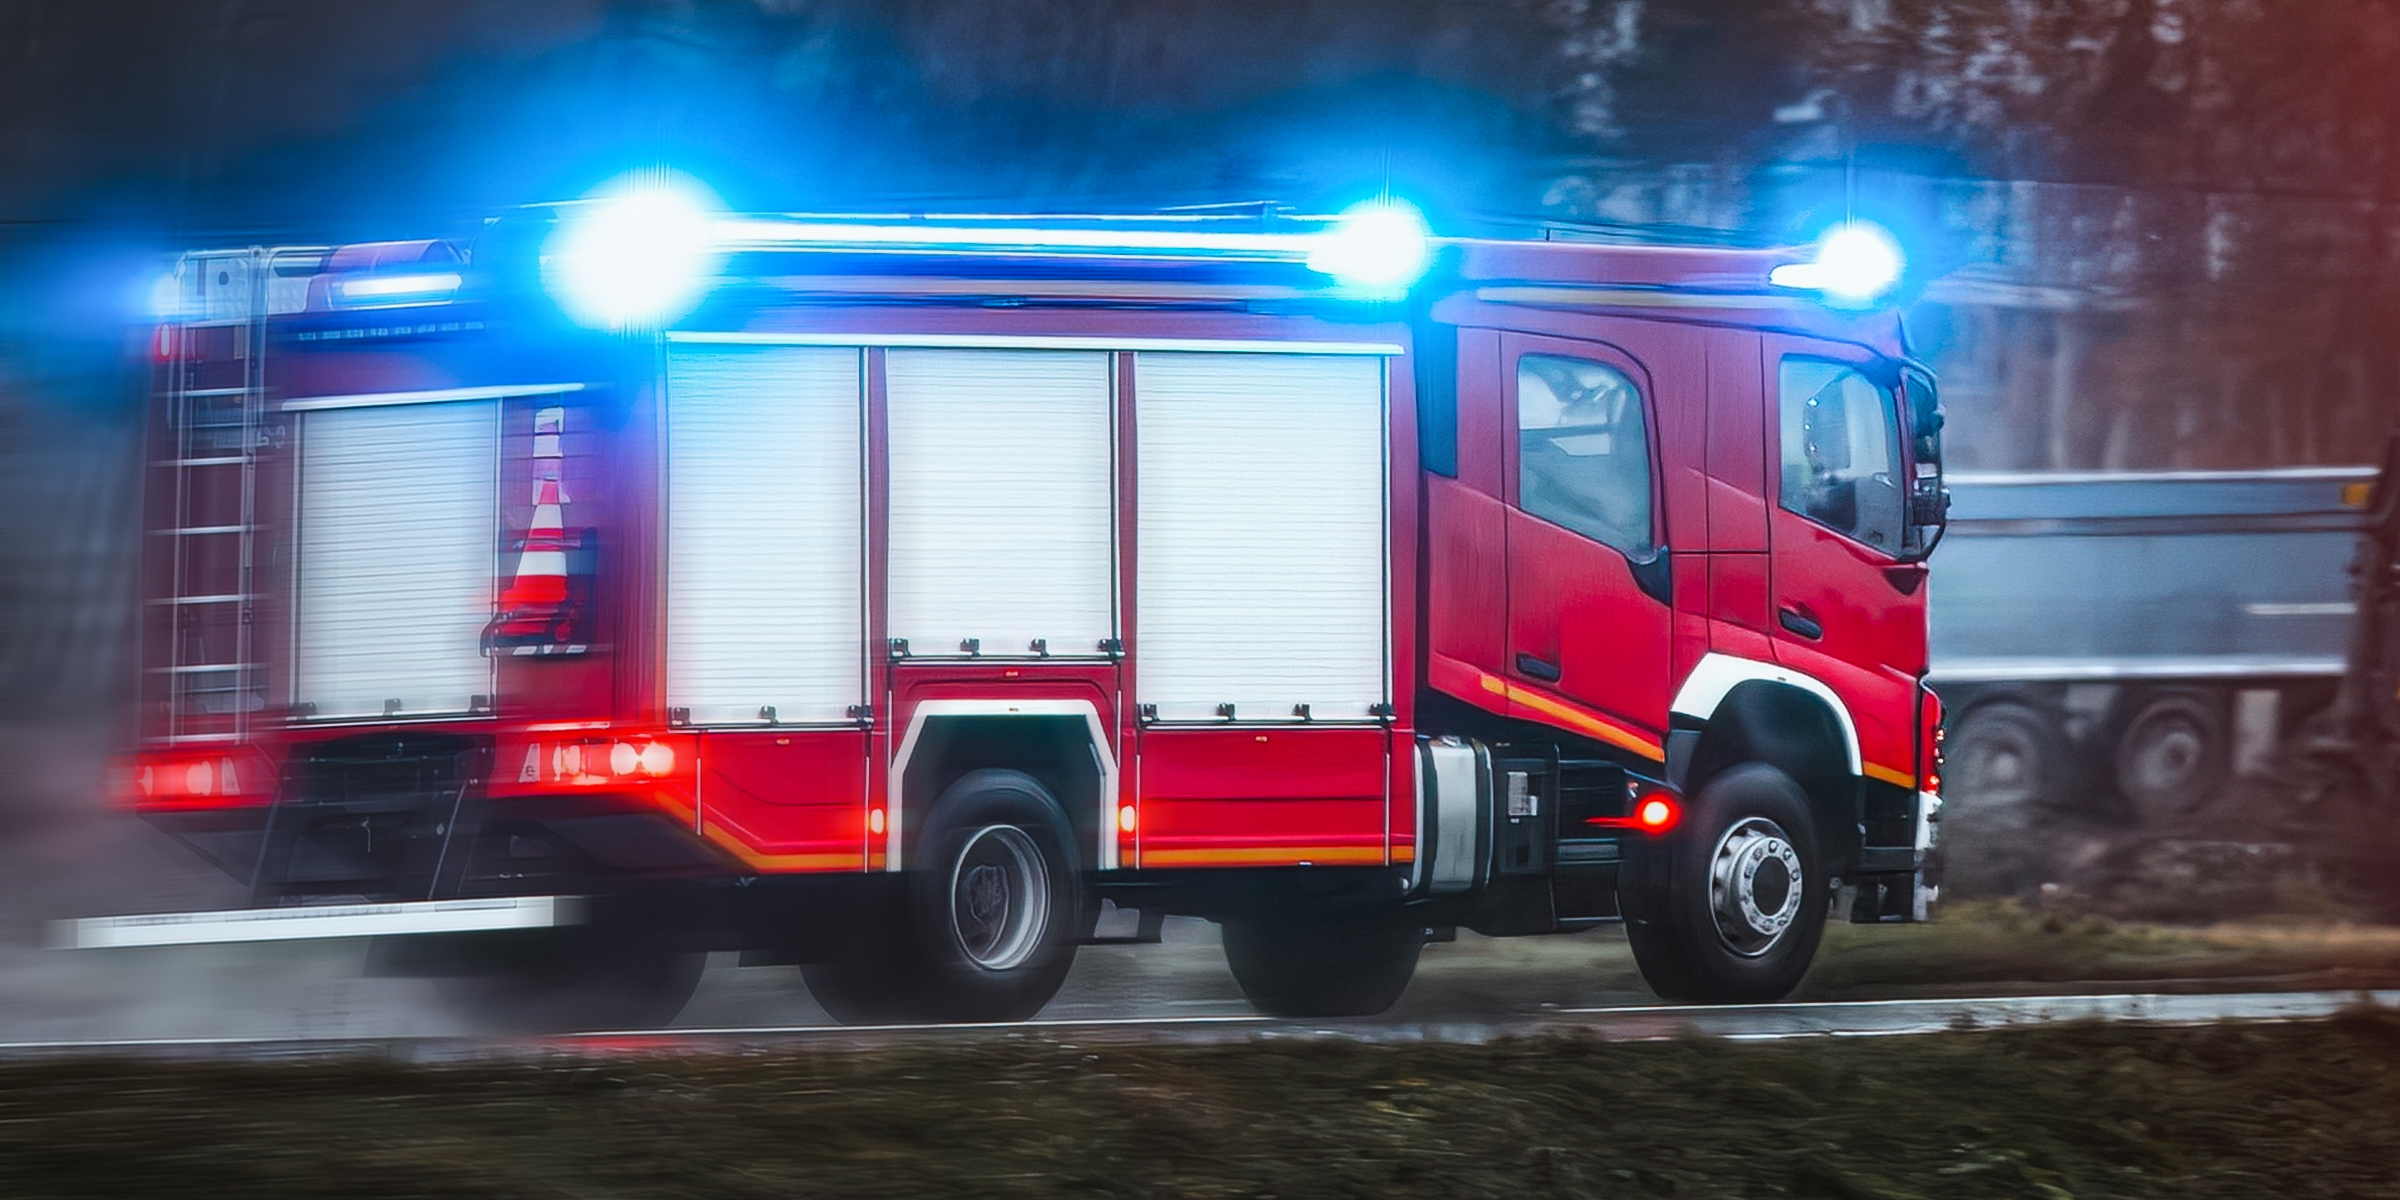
[885,349,1115,658]
[664,345,866,725]
[292,399,498,720]
[1134,352,1389,722]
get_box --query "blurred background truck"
[1931,468,2376,832]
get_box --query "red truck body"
[122,205,1944,1021]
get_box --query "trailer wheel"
[1622,763,1827,1004]
[802,769,1081,1024]
[430,927,705,1034]
[1220,916,1424,1018]
[1946,700,2068,817]
[2113,689,2229,825]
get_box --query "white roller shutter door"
[886,350,1115,656]
[294,401,499,719]
[1136,353,1388,721]
[665,345,864,725]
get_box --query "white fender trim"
[886,698,1120,872]
[1669,652,1863,775]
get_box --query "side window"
[1779,357,1904,552]
[1517,353,1654,559]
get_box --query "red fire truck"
[106,187,1946,1028]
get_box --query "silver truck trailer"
[1931,468,2375,826]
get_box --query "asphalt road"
[2,905,1656,1042]
[4,734,2392,1053]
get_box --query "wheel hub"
[2128,719,2204,792]
[948,824,1050,972]
[1708,817,1804,957]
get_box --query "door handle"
[1515,653,1562,683]
[1778,607,1823,640]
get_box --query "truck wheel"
[2113,690,2229,825]
[1947,700,2066,817]
[1622,763,1827,1004]
[802,769,1081,1024]
[431,927,705,1034]
[1220,916,1424,1018]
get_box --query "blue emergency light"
[1769,221,1906,305]
[1306,199,1434,296]
[334,271,462,308]
[542,171,726,331]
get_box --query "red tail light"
[500,732,695,790]
[1633,794,1681,832]
[1919,684,1945,796]
[1585,783,1683,835]
[123,747,275,810]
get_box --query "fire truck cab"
[118,193,1946,1028]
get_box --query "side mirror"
[1909,483,1950,527]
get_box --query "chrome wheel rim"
[949,824,1049,971]
[1708,817,1804,957]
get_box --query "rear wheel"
[801,769,1082,1024]
[1623,763,1827,1004]
[430,927,705,1034]
[1220,916,1424,1018]
[2113,689,2229,825]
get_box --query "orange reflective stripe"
[1138,846,1387,868]
[1863,763,1915,789]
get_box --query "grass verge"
[4,1013,2400,1198]
[1800,901,2400,998]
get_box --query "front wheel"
[1220,916,1424,1018]
[1622,763,1828,1004]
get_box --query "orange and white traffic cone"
[490,407,573,647]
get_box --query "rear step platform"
[54,896,584,950]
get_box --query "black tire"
[802,769,1082,1024]
[1220,916,1424,1018]
[431,927,705,1034]
[2112,689,2229,825]
[1622,763,1828,1004]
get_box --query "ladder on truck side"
[147,247,323,744]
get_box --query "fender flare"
[888,699,1119,872]
[1669,653,1863,776]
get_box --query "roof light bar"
[538,174,1438,325]
[712,218,1323,257]
[712,197,1436,294]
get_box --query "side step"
[54,896,585,950]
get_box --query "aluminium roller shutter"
[1135,352,1388,722]
[665,345,865,726]
[293,400,499,720]
[885,349,1115,657]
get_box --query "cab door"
[1502,332,1672,750]
[1760,336,1926,786]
